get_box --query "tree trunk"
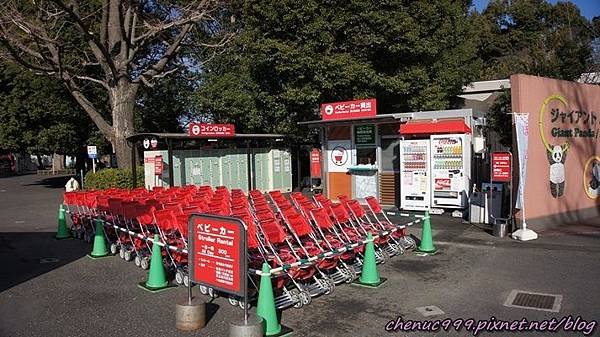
[110,79,138,169]
[52,153,65,170]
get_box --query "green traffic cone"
[89,219,109,258]
[143,235,169,290]
[417,211,437,254]
[256,263,282,336]
[355,233,386,287]
[55,204,70,239]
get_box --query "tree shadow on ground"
[0,232,89,292]
[21,175,72,189]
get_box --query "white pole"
[511,113,537,241]
[92,158,96,173]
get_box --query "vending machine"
[430,134,471,209]
[400,139,431,210]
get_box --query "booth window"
[356,147,377,165]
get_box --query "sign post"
[188,214,262,335]
[310,148,322,178]
[87,146,98,173]
[490,151,513,228]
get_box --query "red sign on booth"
[310,148,322,178]
[491,151,512,182]
[154,156,163,176]
[320,99,377,121]
[189,123,235,137]
[189,215,246,297]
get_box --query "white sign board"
[327,140,353,173]
[87,146,98,159]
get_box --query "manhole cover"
[503,290,562,312]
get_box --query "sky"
[472,0,599,20]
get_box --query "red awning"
[399,119,471,135]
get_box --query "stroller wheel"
[375,250,388,264]
[389,243,399,255]
[383,248,391,261]
[322,278,334,295]
[300,290,311,306]
[119,247,125,259]
[343,269,354,284]
[239,300,249,309]
[327,278,335,294]
[207,287,217,298]
[110,243,118,255]
[175,270,184,285]
[123,250,132,261]
[292,293,304,309]
[140,257,150,270]
[134,255,142,267]
[228,297,239,306]
[183,275,190,288]
[347,267,357,282]
[83,233,90,243]
[404,236,417,249]
[199,285,208,295]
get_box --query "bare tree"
[0,0,233,168]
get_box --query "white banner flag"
[515,113,529,209]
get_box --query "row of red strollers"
[63,185,415,309]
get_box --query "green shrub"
[84,167,144,190]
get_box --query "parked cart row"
[63,185,417,309]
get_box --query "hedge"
[84,167,144,190]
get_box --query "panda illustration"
[546,145,567,198]
[588,160,600,198]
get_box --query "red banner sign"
[320,99,376,121]
[310,148,322,178]
[189,215,246,297]
[189,123,235,137]
[154,155,163,176]
[491,151,512,182]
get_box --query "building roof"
[298,109,478,127]
[126,132,287,142]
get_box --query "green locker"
[280,149,292,192]
[183,150,201,186]
[209,150,222,186]
[145,146,291,192]
[237,152,249,192]
[170,150,183,187]
[221,150,232,188]
[271,149,283,191]
[253,149,270,191]
[200,152,213,186]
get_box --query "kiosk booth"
[299,100,485,212]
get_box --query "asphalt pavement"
[1,174,599,337]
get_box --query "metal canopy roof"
[297,109,479,128]
[127,132,287,142]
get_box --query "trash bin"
[492,220,508,238]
